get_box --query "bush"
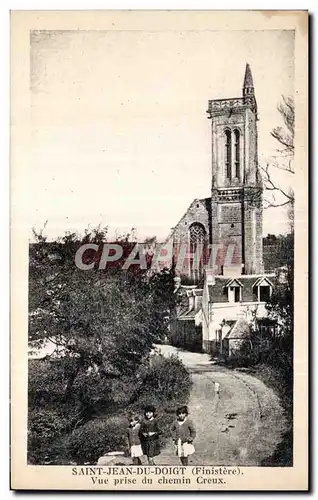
[63,415,128,465]
[223,340,260,369]
[28,408,69,464]
[137,353,192,405]
[110,376,140,407]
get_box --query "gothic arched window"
[189,223,206,282]
[225,130,232,180]
[189,222,206,251]
[234,129,240,179]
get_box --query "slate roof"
[180,310,197,319]
[224,318,251,339]
[199,197,212,242]
[224,278,244,288]
[207,274,276,303]
[178,287,203,320]
[253,276,274,287]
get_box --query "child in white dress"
[127,415,143,465]
[171,405,196,466]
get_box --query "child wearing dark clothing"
[171,405,196,465]
[140,405,161,465]
[127,415,143,465]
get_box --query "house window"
[228,285,241,303]
[234,129,240,179]
[259,285,271,302]
[253,280,272,302]
[225,130,231,180]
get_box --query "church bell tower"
[207,64,263,275]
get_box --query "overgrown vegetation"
[260,231,294,466]
[28,227,190,464]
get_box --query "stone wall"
[170,319,203,353]
[169,199,210,279]
[243,195,263,274]
[171,199,210,245]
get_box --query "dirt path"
[155,344,286,466]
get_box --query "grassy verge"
[248,363,293,467]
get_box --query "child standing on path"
[140,405,161,465]
[171,405,196,466]
[127,415,143,465]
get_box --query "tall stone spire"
[243,63,254,97]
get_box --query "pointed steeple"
[243,63,254,87]
[243,63,254,97]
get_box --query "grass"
[248,363,293,466]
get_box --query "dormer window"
[225,278,243,303]
[259,286,270,302]
[230,286,241,303]
[253,277,273,303]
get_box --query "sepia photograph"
[10,10,308,490]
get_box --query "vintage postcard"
[10,10,308,491]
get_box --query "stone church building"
[168,64,276,357]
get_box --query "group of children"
[127,405,196,466]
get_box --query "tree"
[260,95,295,209]
[29,228,175,369]
[271,95,294,157]
[265,232,294,375]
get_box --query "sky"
[29,29,295,241]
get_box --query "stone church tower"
[169,64,264,280]
[207,63,263,275]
